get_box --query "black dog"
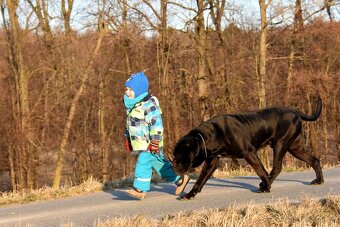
[172,96,324,200]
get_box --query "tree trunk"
[98,78,109,182]
[6,0,37,190]
[322,104,328,162]
[53,22,107,189]
[208,0,227,47]
[208,0,241,167]
[27,0,54,48]
[258,0,271,169]
[8,145,16,191]
[286,0,304,167]
[61,0,74,35]
[324,0,334,21]
[258,0,269,109]
[335,97,340,163]
[337,123,340,163]
[196,0,210,122]
[308,96,319,157]
[158,0,180,148]
[122,0,131,73]
[287,0,304,104]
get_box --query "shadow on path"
[235,176,310,185]
[105,183,178,201]
[105,175,311,200]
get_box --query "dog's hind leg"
[268,141,292,186]
[244,152,270,192]
[288,135,324,185]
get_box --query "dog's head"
[172,135,204,175]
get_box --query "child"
[123,72,189,200]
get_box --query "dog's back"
[227,95,322,125]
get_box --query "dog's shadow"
[205,178,259,192]
[206,176,310,193]
[238,176,310,185]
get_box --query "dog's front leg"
[181,157,220,200]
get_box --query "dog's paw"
[258,186,271,193]
[311,178,324,185]
[258,183,271,193]
[178,196,190,201]
[257,188,270,193]
[178,193,195,201]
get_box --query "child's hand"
[125,138,132,153]
[148,140,159,154]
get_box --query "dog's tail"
[297,95,322,121]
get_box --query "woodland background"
[0,0,339,192]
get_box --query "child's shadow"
[107,183,177,201]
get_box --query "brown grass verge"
[0,176,102,206]
[95,195,340,227]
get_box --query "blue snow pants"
[134,149,180,192]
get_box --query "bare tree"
[287,0,304,103]
[207,0,227,46]
[336,97,340,163]
[157,0,182,146]
[257,0,272,168]
[196,0,210,121]
[121,0,131,73]
[53,0,108,189]
[3,0,37,190]
[61,0,74,35]
[27,0,54,48]
[257,0,271,109]
[323,0,340,21]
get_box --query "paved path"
[0,167,339,227]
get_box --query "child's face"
[125,87,135,98]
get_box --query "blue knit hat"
[125,72,149,97]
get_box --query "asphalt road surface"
[0,167,339,227]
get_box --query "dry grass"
[0,176,103,206]
[96,195,340,227]
[212,165,255,178]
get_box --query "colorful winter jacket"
[125,95,163,153]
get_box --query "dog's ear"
[190,136,200,157]
[177,136,199,157]
[182,136,196,146]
